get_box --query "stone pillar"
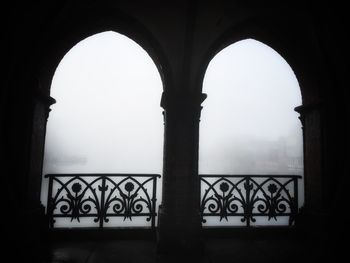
[27,89,56,210]
[157,91,206,254]
[23,84,55,261]
[295,101,328,234]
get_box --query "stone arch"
[198,38,304,226]
[37,9,170,95]
[196,15,329,219]
[195,14,329,104]
[27,9,170,212]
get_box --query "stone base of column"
[21,204,50,262]
[295,207,330,239]
[156,206,204,256]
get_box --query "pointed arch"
[41,31,164,227]
[199,39,304,226]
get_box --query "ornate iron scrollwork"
[200,175,301,226]
[46,174,160,228]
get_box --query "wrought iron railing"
[200,175,302,227]
[45,174,160,228]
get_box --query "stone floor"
[44,232,335,263]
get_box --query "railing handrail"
[200,174,302,179]
[45,173,161,178]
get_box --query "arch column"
[21,80,56,262]
[27,88,55,210]
[157,91,206,254]
[25,87,55,226]
[295,101,328,232]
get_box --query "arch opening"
[199,39,304,227]
[41,31,164,228]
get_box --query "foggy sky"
[199,39,303,176]
[43,31,164,176]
